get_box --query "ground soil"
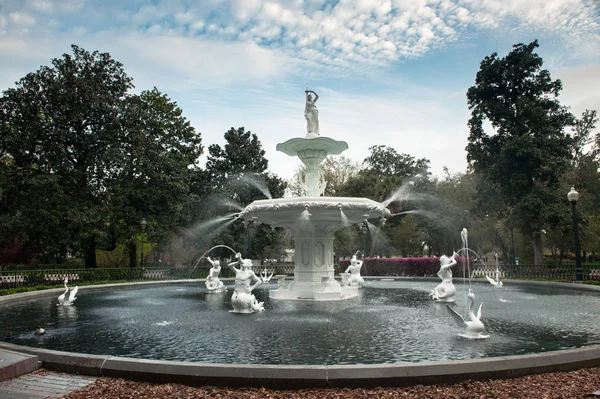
[60,366,600,399]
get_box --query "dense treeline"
[0,42,598,268]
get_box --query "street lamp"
[567,187,582,283]
[140,218,147,268]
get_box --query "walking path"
[0,348,96,398]
[0,370,96,399]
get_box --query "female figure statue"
[205,257,226,293]
[430,251,457,302]
[344,255,364,287]
[304,89,319,135]
[228,253,264,313]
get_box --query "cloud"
[554,64,600,120]
[2,0,598,74]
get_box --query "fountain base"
[269,280,359,301]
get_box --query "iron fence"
[2,262,597,290]
[471,263,600,282]
[0,263,297,290]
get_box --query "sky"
[1,0,599,182]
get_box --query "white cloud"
[8,12,36,27]
[554,64,600,120]
[2,0,597,73]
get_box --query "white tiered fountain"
[240,89,390,301]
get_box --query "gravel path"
[60,367,600,399]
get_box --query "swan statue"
[57,277,78,306]
[260,268,274,283]
[485,270,503,287]
[446,288,490,339]
[486,257,503,287]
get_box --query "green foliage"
[193,127,287,260]
[0,45,203,268]
[466,40,575,263]
[342,145,431,201]
[289,155,359,196]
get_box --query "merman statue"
[344,255,364,288]
[430,251,457,302]
[205,257,227,293]
[227,253,265,313]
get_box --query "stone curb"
[1,342,599,388]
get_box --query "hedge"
[338,257,470,277]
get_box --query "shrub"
[338,257,469,277]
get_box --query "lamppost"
[140,218,147,268]
[567,187,582,283]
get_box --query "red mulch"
[60,367,600,399]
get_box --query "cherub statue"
[344,255,364,288]
[430,251,457,302]
[205,257,227,293]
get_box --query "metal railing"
[0,264,297,290]
[2,262,598,290]
[471,263,600,282]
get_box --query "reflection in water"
[0,280,599,365]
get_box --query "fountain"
[3,90,600,388]
[240,88,390,300]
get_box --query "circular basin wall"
[1,279,599,365]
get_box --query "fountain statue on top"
[430,252,457,302]
[240,88,390,301]
[343,254,365,288]
[228,252,264,313]
[205,257,227,293]
[305,89,319,136]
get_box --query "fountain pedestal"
[268,223,358,300]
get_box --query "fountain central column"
[273,223,344,300]
[297,149,327,197]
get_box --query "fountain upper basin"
[240,196,390,228]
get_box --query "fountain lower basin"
[241,197,390,300]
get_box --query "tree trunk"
[170,235,184,269]
[84,238,97,269]
[129,240,137,268]
[533,233,544,265]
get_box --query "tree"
[289,155,359,196]
[342,145,431,201]
[110,88,203,267]
[0,46,203,268]
[197,127,287,260]
[466,40,575,264]
[0,45,133,266]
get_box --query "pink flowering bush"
[338,257,469,277]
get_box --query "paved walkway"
[0,370,96,399]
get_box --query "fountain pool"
[1,279,600,365]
